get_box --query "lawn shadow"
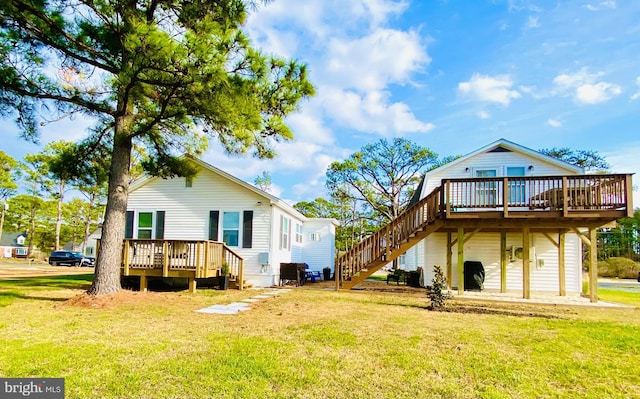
[372,297,567,320]
[0,274,93,290]
[0,290,72,306]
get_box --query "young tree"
[539,147,610,173]
[1,0,314,295]
[0,151,18,241]
[326,138,438,223]
[253,170,272,193]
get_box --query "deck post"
[457,227,464,295]
[189,277,197,293]
[522,227,530,299]
[123,240,130,276]
[589,228,598,303]
[558,232,566,296]
[139,275,147,292]
[446,232,452,290]
[162,242,169,277]
[500,229,507,293]
[238,258,244,290]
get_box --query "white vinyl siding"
[127,164,336,288]
[422,232,582,294]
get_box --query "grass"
[0,277,639,399]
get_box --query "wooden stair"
[336,186,444,289]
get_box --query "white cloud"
[324,28,430,92]
[630,76,640,100]
[585,1,617,11]
[526,16,540,28]
[320,87,435,135]
[477,111,491,119]
[575,82,622,104]
[547,118,562,127]
[552,68,622,104]
[458,74,521,106]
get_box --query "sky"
[2,0,640,207]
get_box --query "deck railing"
[336,173,632,286]
[120,239,243,280]
[443,174,631,212]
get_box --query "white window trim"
[221,211,241,247]
[295,223,303,244]
[135,211,155,239]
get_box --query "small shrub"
[597,257,640,279]
[426,265,451,310]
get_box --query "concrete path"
[195,288,292,315]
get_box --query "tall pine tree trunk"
[88,117,132,296]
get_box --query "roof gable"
[427,138,583,176]
[129,156,309,221]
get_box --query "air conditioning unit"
[509,246,523,261]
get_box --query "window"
[137,212,153,239]
[310,233,321,241]
[475,169,497,206]
[295,223,303,243]
[15,248,27,256]
[185,176,193,187]
[280,216,290,250]
[222,212,240,246]
[506,167,526,204]
[126,211,164,239]
[16,235,25,245]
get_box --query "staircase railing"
[336,186,444,285]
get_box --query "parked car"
[48,251,93,267]
[74,252,95,267]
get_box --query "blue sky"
[3,0,640,206]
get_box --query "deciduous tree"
[326,138,438,223]
[1,0,314,295]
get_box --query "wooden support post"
[502,178,509,217]
[457,227,464,295]
[162,241,169,277]
[335,257,340,291]
[189,277,197,294]
[522,227,530,299]
[123,240,130,276]
[238,259,244,290]
[139,275,147,292]
[500,230,507,293]
[559,232,566,296]
[589,228,598,303]
[446,232,452,290]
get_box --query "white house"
[125,157,338,287]
[402,139,589,295]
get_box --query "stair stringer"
[340,220,443,290]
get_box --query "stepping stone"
[252,295,271,299]
[242,298,260,303]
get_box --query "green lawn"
[0,276,639,399]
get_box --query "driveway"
[0,261,94,279]
[598,278,640,292]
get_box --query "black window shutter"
[155,211,165,239]
[125,211,134,238]
[242,211,253,248]
[209,211,219,241]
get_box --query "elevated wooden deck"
[336,174,633,301]
[119,239,244,292]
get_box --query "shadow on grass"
[370,297,566,319]
[0,274,93,290]
[0,290,71,306]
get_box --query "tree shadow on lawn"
[0,290,72,306]
[371,297,569,319]
[0,274,93,290]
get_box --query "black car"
[48,251,92,266]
